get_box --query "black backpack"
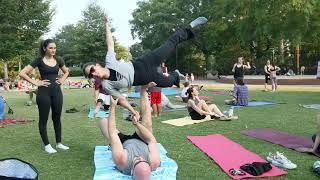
[0,158,38,180]
[240,162,272,176]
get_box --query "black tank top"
[234,65,244,78]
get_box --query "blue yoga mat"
[128,88,181,98]
[232,101,276,108]
[93,144,178,180]
[88,107,109,119]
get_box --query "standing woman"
[231,57,251,84]
[269,63,281,92]
[19,39,70,154]
[264,60,272,91]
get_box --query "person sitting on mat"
[175,81,190,103]
[93,77,111,117]
[297,114,320,154]
[99,83,160,179]
[83,15,208,121]
[224,78,248,106]
[162,93,186,110]
[186,86,227,120]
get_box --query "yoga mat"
[162,116,238,127]
[301,104,320,110]
[241,128,320,157]
[162,116,214,127]
[88,107,109,119]
[162,107,187,112]
[187,134,286,179]
[232,101,276,108]
[128,88,181,98]
[0,119,34,125]
[93,143,177,180]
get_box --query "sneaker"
[56,143,70,150]
[175,69,185,79]
[190,17,208,28]
[267,152,297,169]
[45,144,57,154]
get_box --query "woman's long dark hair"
[39,39,55,57]
[186,86,195,99]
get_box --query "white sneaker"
[267,152,297,169]
[56,143,70,150]
[45,144,57,154]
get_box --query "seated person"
[297,114,320,154]
[175,81,190,103]
[99,83,160,179]
[224,78,248,106]
[186,86,227,120]
[94,78,111,116]
[162,93,186,110]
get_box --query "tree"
[0,0,53,80]
[55,1,131,67]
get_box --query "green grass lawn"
[1,88,320,180]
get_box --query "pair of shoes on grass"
[45,143,69,154]
[267,151,297,169]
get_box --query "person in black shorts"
[264,60,271,91]
[19,39,70,154]
[232,57,251,84]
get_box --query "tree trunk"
[3,61,8,80]
[295,45,300,74]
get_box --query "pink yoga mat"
[187,134,286,179]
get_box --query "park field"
[0,88,319,180]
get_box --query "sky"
[43,0,140,47]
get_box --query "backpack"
[0,158,38,180]
[240,162,272,176]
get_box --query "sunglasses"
[88,66,95,78]
[131,159,150,176]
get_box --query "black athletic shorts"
[189,111,206,120]
[265,75,270,83]
[118,132,147,145]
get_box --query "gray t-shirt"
[121,139,151,175]
[102,51,135,97]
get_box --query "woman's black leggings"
[36,84,63,145]
[132,27,194,87]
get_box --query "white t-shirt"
[181,87,188,98]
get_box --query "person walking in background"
[300,66,305,75]
[269,63,281,92]
[148,86,162,117]
[190,73,194,83]
[19,39,70,154]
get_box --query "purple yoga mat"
[241,128,320,157]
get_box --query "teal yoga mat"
[93,144,177,180]
[88,107,109,119]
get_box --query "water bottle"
[228,107,234,117]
